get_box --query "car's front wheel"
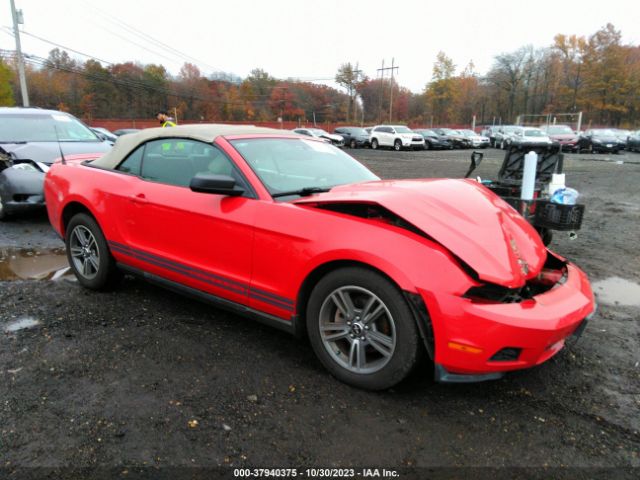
[65,213,121,290]
[350,139,357,149]
[371,138,379,150]
[394,140,402,151]
[306,267,421,390]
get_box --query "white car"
[507,127,554,148]
[458,129,490,149]
[369,125,425,151]
[293,128,344,147]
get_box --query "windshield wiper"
[271,186,332,198]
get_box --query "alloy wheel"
[69,225,100,280]
[318,286,396,374]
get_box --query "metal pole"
[10,0,29,106]
[389,58,394,123]
[577,111,582,133]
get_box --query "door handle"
[131,193,148,204]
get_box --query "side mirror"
[190,174,244,196]
[465,151,484,178]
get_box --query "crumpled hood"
[295,179,547,287]
[0,141,111,165]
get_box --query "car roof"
[91,123,292,169]
[0,107,76,116]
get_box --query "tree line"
[1,23,638,128]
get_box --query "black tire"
[65,213,121,290]
[423,141,430,150]
[394,140,402,151]
[539,228,553,246]
[306,267,421,390]
[350,139,357,149]
[371,138,379,150]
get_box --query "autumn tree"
[335,62,363,122]
[0,60,15,106]
[425,51,456,124]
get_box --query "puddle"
[4,317,41,332]
[0,247,71,281]
[592,277,640,307]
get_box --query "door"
[111,138,257,306]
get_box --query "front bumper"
[421,262,595,380]
[0,167,47,215]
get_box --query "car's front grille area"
[412,137,423,142]
[490,347,522,361]
[463,253,568,304]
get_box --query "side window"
[139,138,246,190]
[116,145,144,175]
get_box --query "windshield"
[230,138,379,199]
[524,129,544,137]
[546,126,573,135]
[502,126,519,133]
[310,129,329,136]
[394,127,412,134]
[460,130,476,136]
[348,128,368,135]
[0,113,101,143]
[592,129,616,137]
[417,130,437,137]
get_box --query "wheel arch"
[60,200,100,237]
[293,259,434,359]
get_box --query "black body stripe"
[108,240,294,311]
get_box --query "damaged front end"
[0,148,48,219]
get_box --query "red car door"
[111,138,256,307]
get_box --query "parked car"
[432,128,470,149]
[577,129,623,154]
[612,129,632,149]
[91,127,118,143]
[292,128,344,147]
[334,126,370,148]
[458,129,490,149]
[494,125,521,149]
[0,107,112,220]
[507,127,554,149]
[540,125,579,152]
[626,130,640,152]
[483,126,503,147]
[44,124,595,389]
[369,125,425,151]
[113,128,141,136]
[413,129,453,150]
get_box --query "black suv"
[334,126,370,148]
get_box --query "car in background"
[0,107,112,220]
[113,128,141,136]
[334,126,370,148]
[577,129,623,154]
[413,129,452,150]
[493,125,520,149]
[482,126,503,147]
[458,129,490,149]
[626,130,640,152]
[369,125,425,151]
[44,124,595,389]
[293,128,345,147]
[612,129,631,149]
[507,127,553,149]
[91,127,118,143]
[540,125,579,152]
[432,128,471,149]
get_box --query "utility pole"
[10,0,29,106]
[377,58,398,123]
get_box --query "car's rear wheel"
[350,139,357,149]
[66,213,121,290]
[394,140,402,151]
[306,267,421,390]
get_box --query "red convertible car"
[44,125,595,389]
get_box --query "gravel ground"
[1,147,639,478]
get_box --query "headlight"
[11,163,38,171]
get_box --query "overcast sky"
[1,0,639,93]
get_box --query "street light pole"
[10,0,29,106]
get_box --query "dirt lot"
[1,147,639,478]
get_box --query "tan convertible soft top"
[92,124,289,169]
